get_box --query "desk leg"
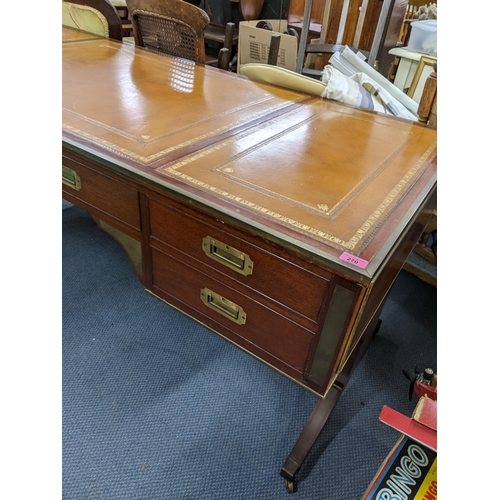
[280,317,382,493]
[280,383,343,493]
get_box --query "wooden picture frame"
[407,56,435,99]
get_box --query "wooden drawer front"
[62,156,141,230]
[149,199,329,323]
[151,248,314,374]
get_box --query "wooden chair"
[62,0,123,41]
[110,0,133,37]
[125,0,210,64]
[295,0,397,79]
[205,22,237,71]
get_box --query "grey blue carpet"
[62,200,437,500]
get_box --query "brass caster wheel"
[286,479,295,493]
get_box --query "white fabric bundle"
[340,46,419,116]
[320,66,419,121]
[320,65,388,114]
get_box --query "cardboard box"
[237,20,298,73]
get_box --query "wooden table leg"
[280,315,383,493]
[280,382,343,493]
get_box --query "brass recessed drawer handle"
[202,236,253,276]
[62,165,82,191]
[200,287,247,325]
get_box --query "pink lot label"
[339,252,369,269]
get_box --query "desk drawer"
[62,156,141,230]
[149,199,329,323]
[151,248,314,373]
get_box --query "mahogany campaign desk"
[62,28,437,492]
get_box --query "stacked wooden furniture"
[388,0,438,84]
[403,62,437,287]
[288,0,410,75]
[62,29,437,492]
[400,0,436,47]
[417,61,437,127]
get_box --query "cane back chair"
[125,0,210,64]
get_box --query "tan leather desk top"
[62,37,437,277]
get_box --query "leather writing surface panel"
[156,100,437,259]
[62,39,309,165]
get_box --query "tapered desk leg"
[280,317,383,493]
[280,383,343,493]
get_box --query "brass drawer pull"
[200,287,247,325]
[202,236,253,276]
[62,165,82,191]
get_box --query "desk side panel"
[62,147,147,284]
[336,183,437,375]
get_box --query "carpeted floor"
[62,200,437,500]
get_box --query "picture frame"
[407,56,436,99]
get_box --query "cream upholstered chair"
[125,0,210,64]
[62,0,123,40]
[239,63,326,96]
